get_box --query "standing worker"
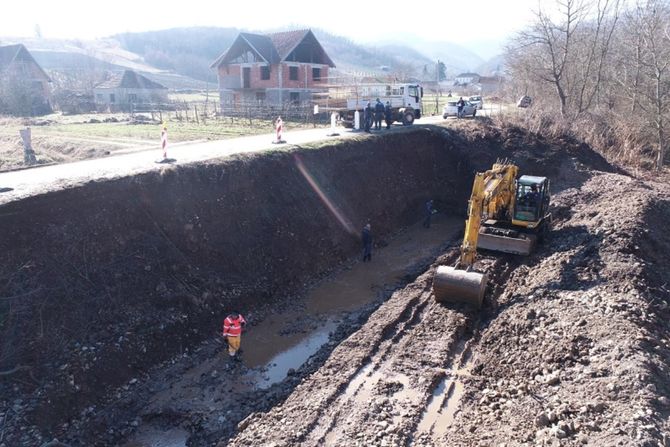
[361,223,372,262]
[374,98,384,130]
[384,101,393,130]
[457,97,465,119]
[364,102,372,133]
[222,312,247,361]
[423,199,435,228]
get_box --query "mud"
[2,120,665,447]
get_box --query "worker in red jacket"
[222,312,246,360]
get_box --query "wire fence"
[128,100,332,126]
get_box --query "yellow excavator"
[433,161,551,307]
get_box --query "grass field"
[0,112,325,171]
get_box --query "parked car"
[468,95,484,109]
[443,100,477,118]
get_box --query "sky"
[1,0,539,57]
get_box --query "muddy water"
[243,214,462,387]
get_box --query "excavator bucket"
[477,230,536,256]
[433,265,487,308]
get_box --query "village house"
[0,43,52,115]
[454,72,481,86]
[94,70,168,112]
[210,29,335,107]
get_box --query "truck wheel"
[402,112,415,126]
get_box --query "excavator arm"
[459,163,518,267]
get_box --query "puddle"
[417,343,474,437]
[341,363,416,410]
[416,377,465,435]
[121,426,189,447]
[252,320,338,389]
[120,216,463,446]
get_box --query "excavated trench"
[0,122,617,446]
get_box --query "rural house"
[94,70,168,112]
[0,43,52,115]
[210,29,335,107]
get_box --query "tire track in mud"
[227,249,526,446]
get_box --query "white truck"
[332,83,424,128]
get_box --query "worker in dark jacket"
[361,223,372,262]
[374,98,385,130]
[384,101,393,129]
[363,102,372,133]
[457,97,465,118]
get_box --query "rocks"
[535,412,551,428]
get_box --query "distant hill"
[408,40,485,76]
[475,54,506,76]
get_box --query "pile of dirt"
[431,173,670,446]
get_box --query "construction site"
[1,119,669,447]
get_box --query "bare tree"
[507,0,621,117]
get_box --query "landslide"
[0,121,614,446]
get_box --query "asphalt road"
[0,113,482,206]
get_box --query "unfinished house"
[94,70,168,112]
[210,29,335,107]
[0,43,52,116]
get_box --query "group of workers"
[363,98,394,132]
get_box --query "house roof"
[211,29,335,68]
[95,70,167,90]
[269,29,310,60]
[0,43,51,81]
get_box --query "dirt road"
[0,117,443,205]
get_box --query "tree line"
[504,0,669,170]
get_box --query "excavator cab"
[513,176,550,223]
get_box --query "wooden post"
[20,127,37,165]
[194,106,199,125]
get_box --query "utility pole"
[436,59,441,114]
